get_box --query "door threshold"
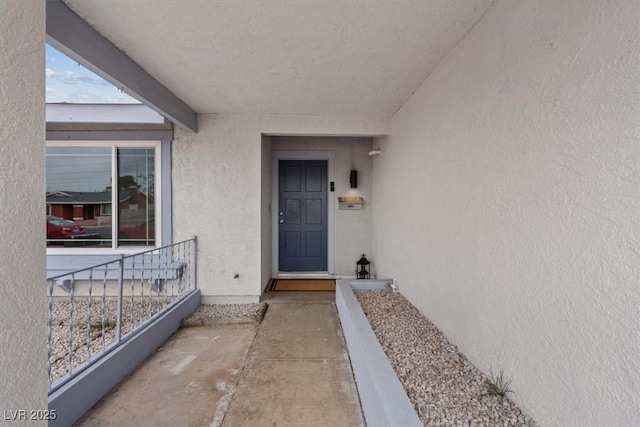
[273,272,334,279]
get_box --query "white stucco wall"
[173,114,388,303]
[0,0,47,419]
[271,137,373,276]
[372,0,640,424]
[260,134,272,294]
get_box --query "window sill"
[47,252,183,280]
[47,246,156,257]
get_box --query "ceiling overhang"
[46,0,197,132]
[60,0,493,119]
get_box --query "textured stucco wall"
[0,1,47,420]
[271,136,373,276]
[173,114,388,303]
[372,0,640,424]
[260,134,272,294]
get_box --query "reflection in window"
[117,148,155,246]
[46,147,113,248]
[45,144,158,249]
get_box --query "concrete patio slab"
[249,299,347,359]
[73,294,363,427]
[223,358,363,427]
[222,297,364,427]
[261,291,335,304]
[75,324,258,427]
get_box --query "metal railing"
[47,237,197,393]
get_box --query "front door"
[278,160,328,271]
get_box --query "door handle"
[279,219,284,223]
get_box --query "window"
[46,141,160,250]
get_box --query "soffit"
[64,0,492,117]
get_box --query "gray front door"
[278,160,328,271]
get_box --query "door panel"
[305,199,322,224]
[284,167,302,191]
[305,166,322,191]
[279,160,328,271]
[285,199,302,224]
[285,231,301,257]
[305,231,322,257]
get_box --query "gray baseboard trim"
[336,280,421,427]
[49,289,201,427]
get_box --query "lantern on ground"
[356,254,370,279]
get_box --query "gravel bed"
[48,300,266,384]
[48,297,177,383]
[182,303,266,325]
[354,289,535,426]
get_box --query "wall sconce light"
[350,170,358,188]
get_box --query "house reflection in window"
[46,143,159,249]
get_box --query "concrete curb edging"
[336,280,422,427]
[181,302,269,327]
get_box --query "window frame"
[45,137,170,256]
[46,140,160,253]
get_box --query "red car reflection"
[119,219,155,245]
[46,215,85,239]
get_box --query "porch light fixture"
[350,170,358,188]
[356,254,370,279]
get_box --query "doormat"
[268,279,336,292]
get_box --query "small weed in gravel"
[78,319,116,333]
[483,369,514,401]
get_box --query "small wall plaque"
[338,196,364,210]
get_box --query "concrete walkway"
[223,294,364,426]
[76,293,364,426]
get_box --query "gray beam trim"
[46,0,198,132]
[47,121,173,132]
[46,130,173,141]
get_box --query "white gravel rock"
[48,298,171,383]
[48,300,267,384]
[354,289,535,427]
[182,303,267,326]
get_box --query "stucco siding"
[0,0,47,417]
[260,134,272,293]
[173,114,388,302]
[372,0,640,424]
